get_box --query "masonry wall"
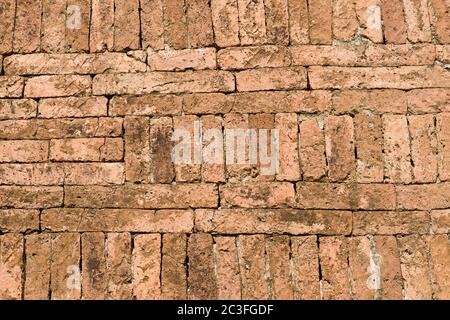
[0,0,449,300]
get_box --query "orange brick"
[266,236,293,299]
[105,233,132,300]
[149,117,176,183]
[133,234,161,300]
[163,0,188,49]
[24,234,51,300]
[186,0,214,47]
[437,113,450,181]
[25,75,92,98]
[397,183,450,210]
[111,94,182,116]
[114,0,140,51]
[291,236,320,300]
[333,90,407,114]
[218,45,291,70]
[214,236,241,299]
[353,211,430,235]
[0,186,63,209]
[0,76,24,98]
[237,0,267,45]
[0,99,37,120]
[381,0,407,43]
[64,163,125,185]
[141,0,164,49]
[50,138,123,162]
[431,210,450,234]
[201,115,225,183]
[276,113,301,181]
[348,236,377,299]
[288,0,309,44]
[308,0,332,44]
[0,140,49,163]
[161,234,187,299]
[0,234,23,300]
[428,235,450,299]
[355,0,383,43]
[38,97,107,118]
[408,89,450,113]
[124,117,150,183]
[0,0,15,53]
[236,67,307,91]
[41,0,66,53]
[299,118,327,181]
[90,0,114,52]
[0,210,39,233]
[81,233,106,300]
[403,0,432,43]
[211,0,239,47]
[333,0,358,41]
[265,0,289,45]
[66,0,91,52]
[429,0,450,44]
[0,163,64,185]
[148,48,216,71]
[14,0,42,53]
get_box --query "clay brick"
[50,233,81,300]
[238,235,270,299]
[237,0,267,45]
[0,99,37,120]
[25,75,92,98]
[381,0,407,43]
[43,209,193,233]
[354,113,384,183]
[186,0,214,47]
[0,210,39,233]
[324,115,355,181]
[66,0,91,52]
[0,0,15,53]
[93,71,235,95]
[0,76,24,98]
[64,184,218,209]
[288,0,309,44]
[308,0,332,44]
[429,0,450,44]
[124,117,150,183]
[0,140,49,163]
[38,97,107,118]
[333,0,358,41]
[403,0,432,43]
[355,0,383,43]
[133,234,161,300]
[81,233,106,300]
[266,236,293,299]
[201,115,225,183]
[383,115,412,183]
[64,163,125,185]
[218,46,291,70]
[398,235,433,299]
[431,210,450,234]
[408,89,450,113]
[0,186,63,209]
[13,0,42,53]
[183,93,232,114]
[299,118,327,181]
[236,67,307,91]
[220,182,295,208]
[353,211,430,235]
[90,0,114,52]
[50,138,123,162]
[149,117,176,183]
[290,45,364,66]
[195,209,352,235]
[437,113,450,181]
[319,236,351,300]
[428,235,450,299]
[333,90,407,114]
[265,0,289,45]
[0,234,23,300]
[24,234,51,300]
[148,48,216,71]
[397,183,450,210]
[111,95,182,116]
[41,0,66,53]
[276,113,301,181]
[114,0,140,51]
[141,0,165,50]
[211,0,240,47]
[214,236,241,299]
[188,234,217,300]
[348,236,377,299]
[105,233,132,300]
[0,163,64,186]
[161,234,187,299]
[291,236,320,300]
[163,0,188,49]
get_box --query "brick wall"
[0,0,449,300]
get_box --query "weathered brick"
[211,0,239,47]
[149,117,176,183]
[90,0,114,52]
[13,0,42,53]
[0,76,24,98]
[0,140,49,163]
[186,0,214,47]
[111,94,182,116]
[148,48,216,71]
[408,89,450,113]
[66,0,91,52]
[38,97,107,118]
[288,0,309,44]
[201,115,226,183]
[236,67,307,91]
[161,234,187,299]
[64,163,125,185]
[24,234,51,300]
[403,0,432,43]
[50,138,123,162]
[437,113,450,181]
[81,232,106,300]
[0,234,23,300]
[133,234,161,300]
[0,163,64,185]
[0,210,39,233]
[381,0,407,43]
[397,183,450,210]
[0,0,15,53]
[309,0,332,44]
[41,0,66,53]
[291,236,320,300]
[237,0,267,45]
[355,0,383,43]
[429,0,450,44]
[141,0,164,49]
[333,90,407,114]
[431,210,450,234]
[114,0,140,51]
[428,235,450,299]
[333,0,357,41]
[214,236,241,299]
[299,118,327,181]
[218,46,291,70]
[276,113,301,181]
[25,75,92,98]
[265,0,289,45]
[0,99,37,120]
[348,236,377,299]
[266,235,292,299]
[124,117,150,183]
[353,211,430,235]
[163,0,188,49]
[437,45,450,63]
[0,186,62,209]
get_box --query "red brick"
[148,48,216,71]
[81,233,106,300]
[265,0,289,45]
[133,234,161,300]
[90,0,114,52]
[0,210,39,233]
[211,0,239,47]
[24,234,51,300]
[50,138,123,162]
[397,183,450,210]
[437,113,450,181]
[186,0,214,47]
[149,117,176,183]
[0,0,15,53]
[299,118,327,181]
[13,0,42,53]
[236,67,307,91]
[141,0,164,50]
[161,234,187,299]
[408,89,450,113]
[0,163,64,185]
[0,186,63,209]
[218,45,291,70]
[163,0,188,49]
[66,0,91,52]
[381,0,407,43]
[333,90,407,114]
[428,235,450,299]
[355,0,383,43]
[429,0,450,44]
[276,113,301,181]
[291,236,320,299]
[41,0,66,53]
[214,236,241,299]
[237,0,267,45]
[124,117,150,183]
[0,76,24,98]
[431,210,450,234]
[105,233,132,300]
[25,75,92,98]
[403,0,432,43]
[353,211,430,235]
[0,234,23,300]
[0,99,37,120]
[333,0,358,41]
[266,236,293,299]
[308,0,332,44]
[114,0,140,51]
[38,97,107,118]
[0,140,49,163]
[288,0,309,44]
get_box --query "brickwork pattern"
[0,0,449,300]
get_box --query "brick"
[133,234,161,300]
[0,210,39,233]
[238,235,270,299]
[105,233,132,300]
[354,113,384,183]
[114,0,140,51]
[288,0,309,44]
[211,0,239,47]
[50,138,123,162]
[148,48,216,71]
[0,76,24,98]
[276,113,301,181]
[0,186,62,209]
[431,210,450,234]
[0,234,23,300]
[398,235,433,299]
[408,89,450,113]
[14,0,42,53]
[264,0,289,45]
[188,234,217,300]
[25,75,92,98]
[218,46,291,70]
[64,184,218,208]
[24,234,51,300]
[41,0,66,53]
[428,235,450,299]
[237,0,267,45]
[0,99,37,120]
[90,0,114,52]
[220,182,295,208]
[353,211,430,235]
[111,95,182,116]
[266,236,292,299]
[0,140,49,163]
[163,0,188,49]
[319,236,351,300]
[81,233,106,300]
[50,233,81,300]
[409,115,438,183]
[365,44,435,66]
[333,90,407,114]
[183,93,233,114]
[186,0,214,47]
[236,67,307,91]
[403,0,432,43]
[201,115,225,183]
[66,0,91,52]
[437,113,450,181]
[308,0,332,44]
[195,209,352,235]
[141,0,164,49]
[64,163,125,185]
[161,234,187,299]
[355,0,383,43]
[397,183,450,210]
[383,115,412,183]
[333,0,358,41]
[93,71,235,95]
[0,163,64,186]
[124,117,150,183]
[38,97,107,118]
[348,236,377,299]
[214,236,241,299]
[0,0,15,53]
[290,45,364,66]
[381,0,407,43]
[5,53,147,75]
[429,0,450,44]
[149,117,176,183]
[291,236,320,300]
[42,209,193,233]
[324,115,355,181]
[299,118,327,181]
